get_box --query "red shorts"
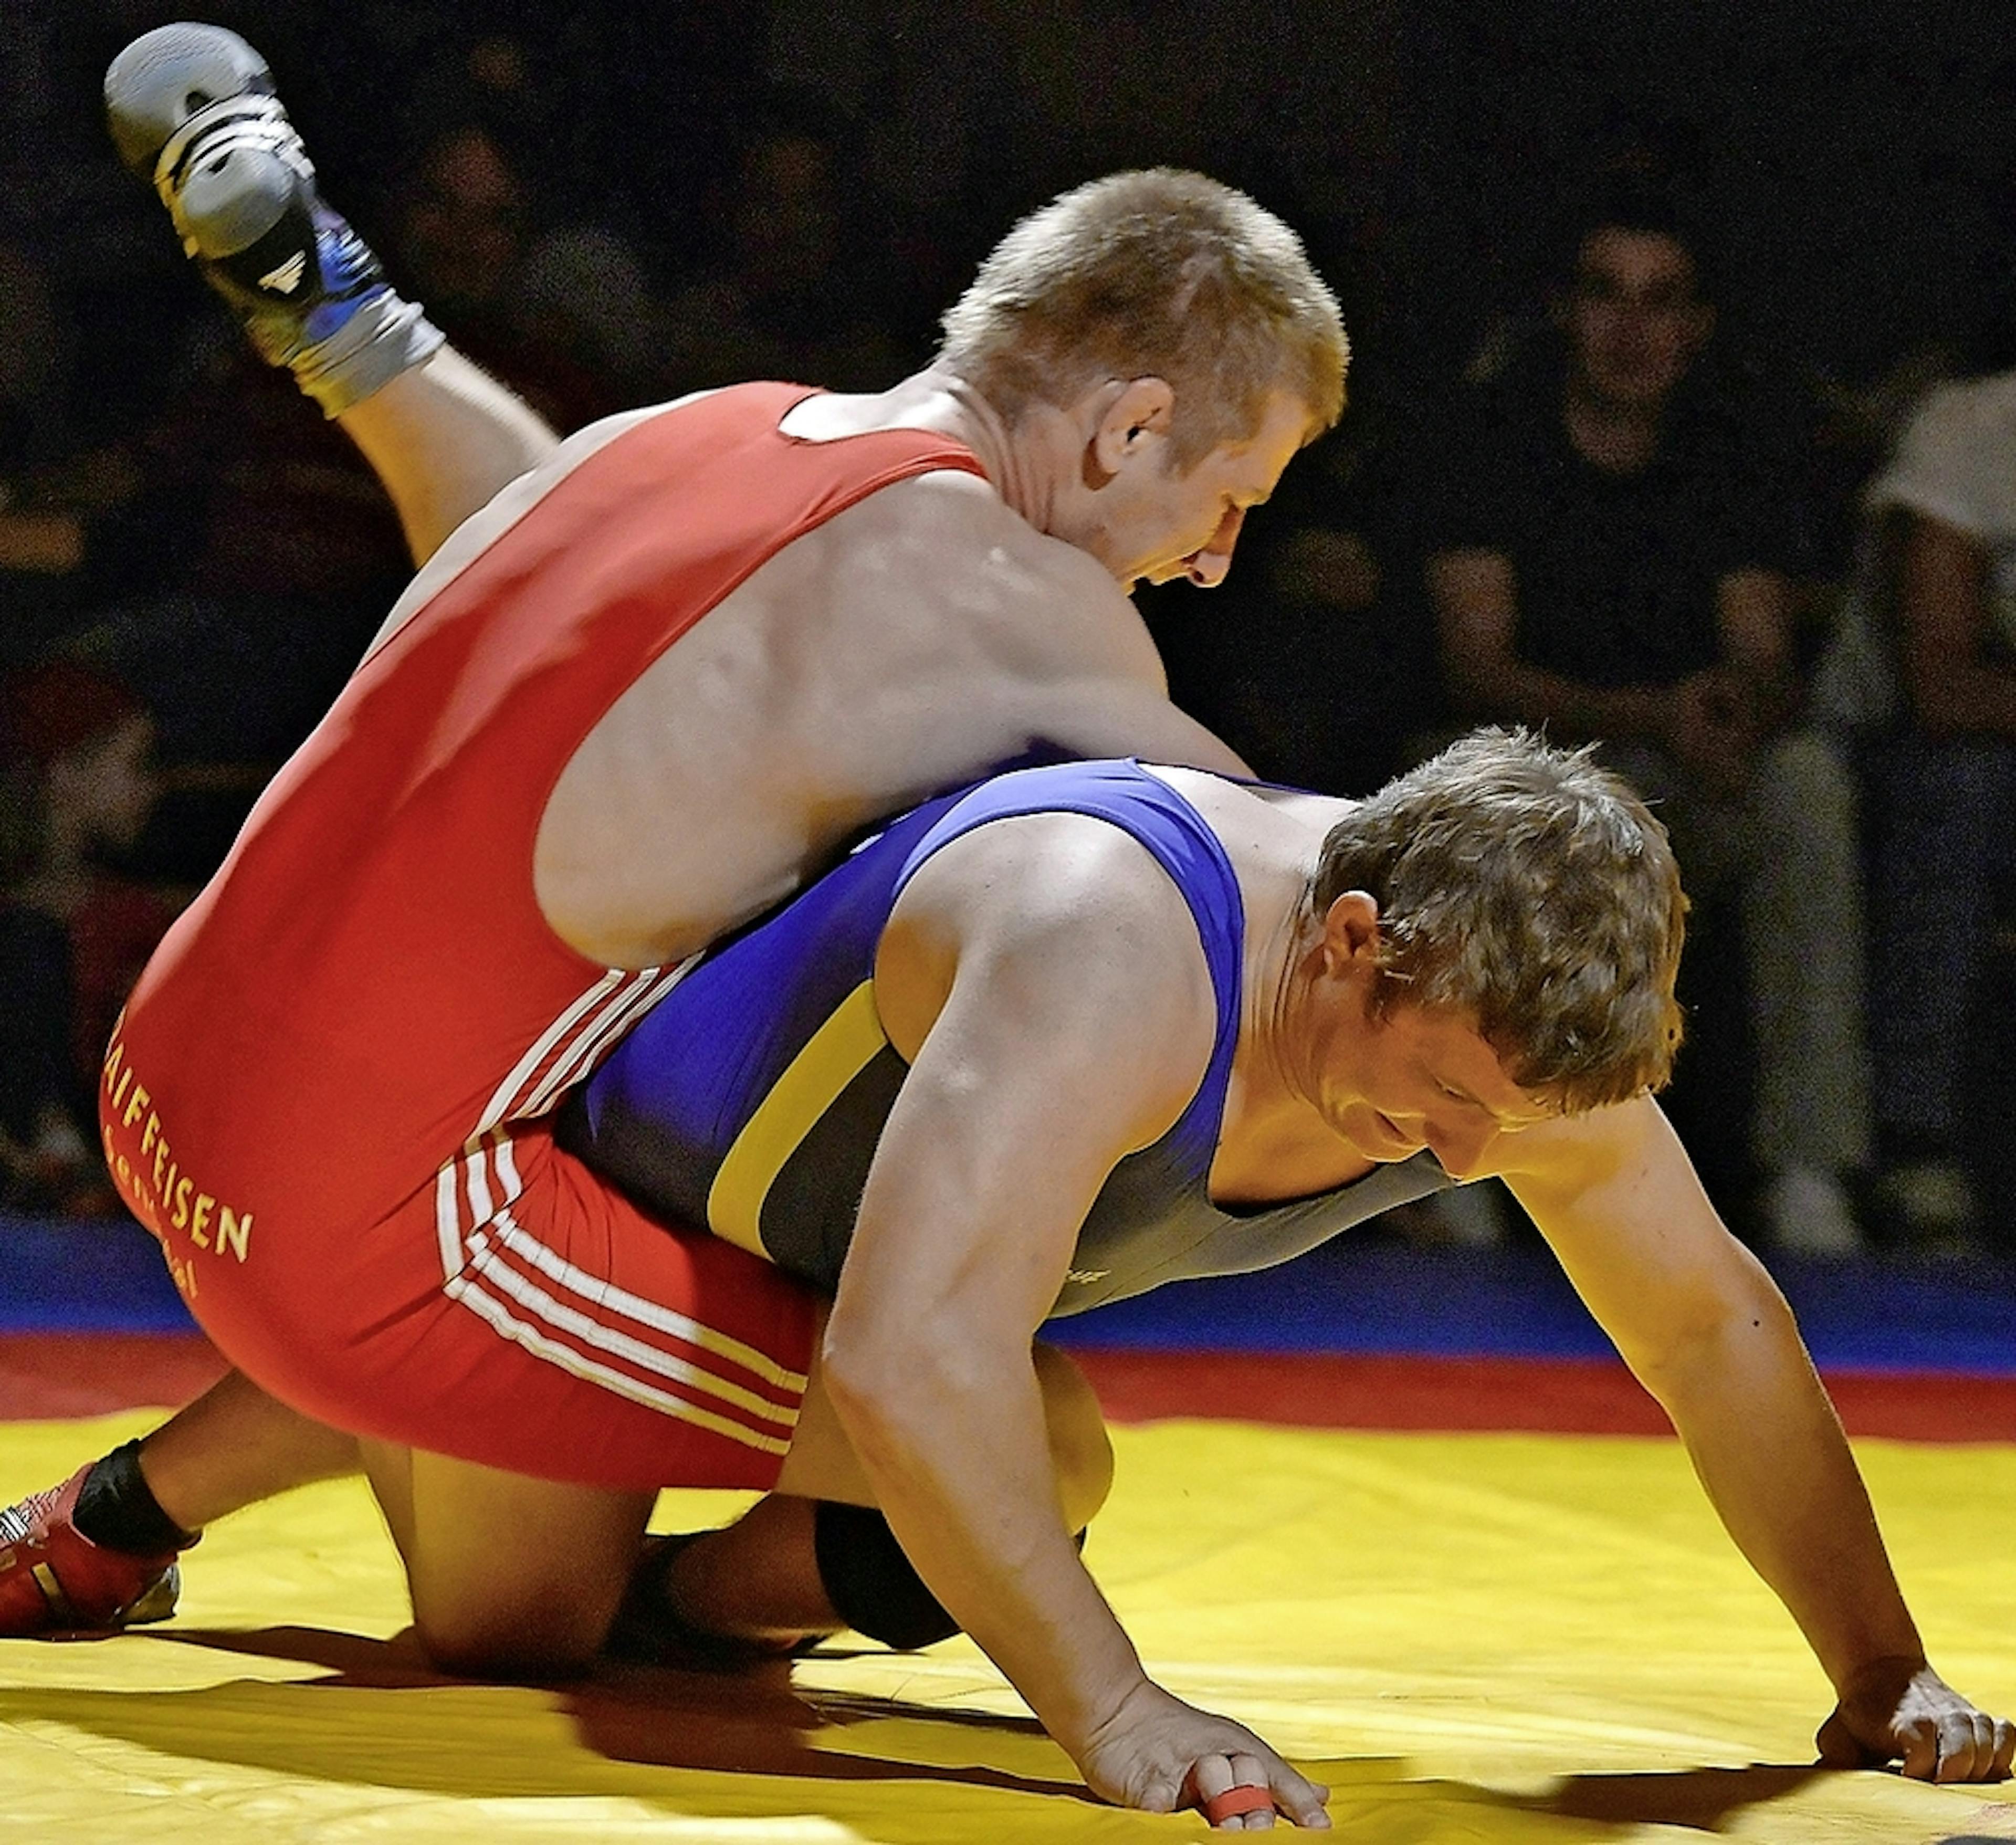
[88,386,973,1495]
[102,1091,820,1494]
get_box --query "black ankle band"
[72,1441,200,1556]
[812,1502,962,1651]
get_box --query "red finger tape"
[1202,1784,1276,1824]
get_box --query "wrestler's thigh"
[359,1436,654,1678]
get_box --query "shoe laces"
[0,1490,56,1548]
[154,93,311,213]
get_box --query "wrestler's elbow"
[820,1292,1007,1467]
[1622,1260,1800,1411]
[817,1297,931,1451]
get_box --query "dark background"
[7,1,2012,464]
[6,1,2014,1233]
[14,0,2011,771]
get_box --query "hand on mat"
[1077,1679,1330,1827]
[1816,1657,2015,1782]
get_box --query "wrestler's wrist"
[1831,1651,1931,1703]
[1068,1665,1167,1762]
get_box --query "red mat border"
[1069,1347,2016,1441]
[3,1333,2010,1442]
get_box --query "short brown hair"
[1309,729,1686,1110]
[937,169,1348,466]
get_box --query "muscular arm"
[1895,512,2016,738]
[1002,520,1254,778]
[1499,1099,2012,1780]
[819,816,1325,1822]
[1036,672,1254,779]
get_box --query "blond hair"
[1310,729,1687,1110]
[938,169,1347,466]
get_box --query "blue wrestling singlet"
[560,760,1456,1316]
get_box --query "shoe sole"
[105,24,276,174]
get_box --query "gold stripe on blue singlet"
[707,980,888,1259]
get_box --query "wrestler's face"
[1295,903,1555,1179]
[1094,390,1311,591]
[1318,999,1551,1179]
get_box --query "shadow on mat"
[12,1622,1100,1803]
[1511,1763,1823,1829]
[0,1624,1851,1839]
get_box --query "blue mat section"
[6,1214,2014,1372]
[1049,1234,2016,1374]
[0,1215,197,1333]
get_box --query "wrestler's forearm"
[820,1334,1147,1753]
[1650,1299,1924,1692]
[1513,1106,1924,1695]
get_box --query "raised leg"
[337,349,560,564]
[105,23,559,565]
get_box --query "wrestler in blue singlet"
[560,760,1457,1316]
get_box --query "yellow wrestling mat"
[4,1412,2012,1842]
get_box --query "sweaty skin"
[354,370,1310,969]
[827,767,2012,1814]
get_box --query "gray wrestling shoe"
[106,22,440,415]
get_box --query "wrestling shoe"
[0,1466,181,1636]
[105,22,439,415]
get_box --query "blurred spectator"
[657,116,911,394]
[0,238,132,656]
[1,659,180,1214]
[1150,397,1441,799]
[1834,362,2016,1251]
[23,325,418,886]
[387,120,660,428]
[1419,169,1872,1256]
[0,901,96,1213]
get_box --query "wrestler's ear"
[1089,376,1175,479]
[1317,890,1382,976]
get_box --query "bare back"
[516,397,1246,967]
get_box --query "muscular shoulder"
[843,475,1263,778]
[877,809,1220,1111]
[832,469,1162,677]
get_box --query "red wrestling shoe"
[0,1466,181,1634]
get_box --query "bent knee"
[1033,1342,1114,1530]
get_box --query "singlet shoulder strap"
[892,760,1244,1117]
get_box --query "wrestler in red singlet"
[98,384,985,1491]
